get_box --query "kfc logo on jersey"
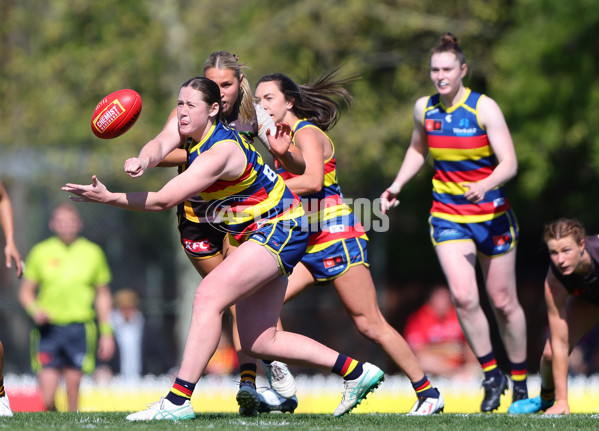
[183,238,211,253]
[323,255,345,269]
[425,119,443,132]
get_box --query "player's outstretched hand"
[266,123,293,158]
[379,187,400,214]
[124,157,148,178]
[62,175,112,203]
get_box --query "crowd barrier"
[6,373,599,414]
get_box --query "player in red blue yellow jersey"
[255,71,443,415]
[143,51,297,278]
[275,119,368,282]
[63,76,384,420]
[142,52,304,414]
[381,32,528,412]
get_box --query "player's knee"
[451,291,479,313]
[353,315,387,342]
[489,294,521,318]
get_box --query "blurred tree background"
[1,0,598,376]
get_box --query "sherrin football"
[91,89,142,139]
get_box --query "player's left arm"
[280,126,325,196]
[266,123,306,175]
[464,96,518,203]
[95,283,115,362]
[544,269,571,414]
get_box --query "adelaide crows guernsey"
[424,88,511,223]
[183,120,302,242]
[275,120,367,253]
[177,108,258,224]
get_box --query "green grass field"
[5,374,599,429]
[3,411,599,431]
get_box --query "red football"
[91,89,142,139]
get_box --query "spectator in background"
[0,180,23,417]
[18,203,115,411]
[105,288,175,379]
[403,285,478,379]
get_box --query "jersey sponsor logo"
[492,197,505,208]
[425,119,443,132]
[329,224,346,234]
[323,254,346,269]
[183,238,211,252]
[436,228,460,241]
[445,114,452,123]
[94,100,126,132]
[452,127,478,136]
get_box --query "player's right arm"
[544,269,571,414]
[380,97,429,213]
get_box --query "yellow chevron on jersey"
[199,167,260,202]
[215,178,288,225]
[429,145,494,161]
[431,179,468,195]
[323,169,336,187]
[183,201,200,223]
[183,121,300,236]
[430,210,505,224]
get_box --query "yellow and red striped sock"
[165,377,195,406]
[511,361,527,391]
[412,375,439,398]
[332,354,363,380]
[477,352,502,380]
